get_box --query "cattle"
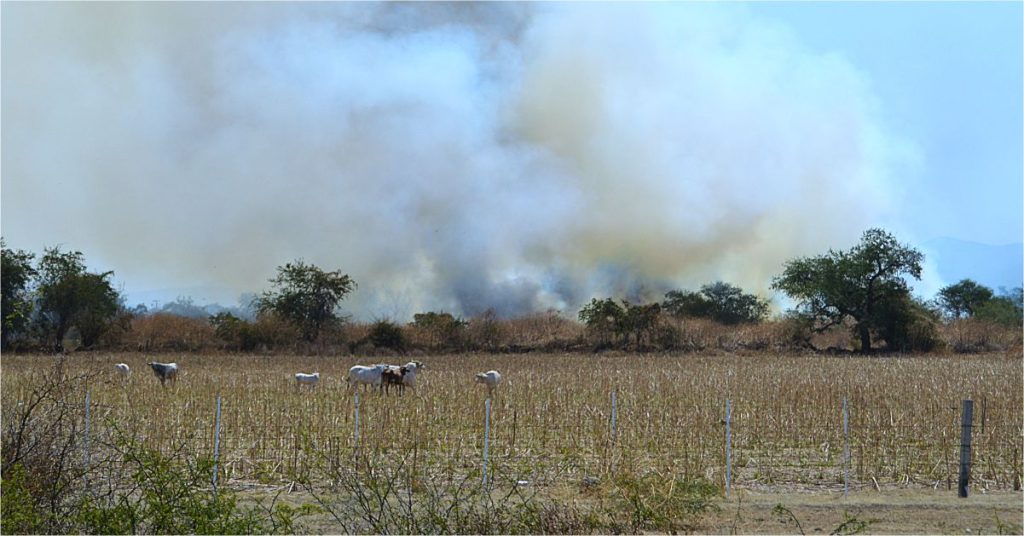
[147,361,179,386]
[475,370,502,398]
[347,364,389,392]
[295,372,320,387]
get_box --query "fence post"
[212,396,222,496]
[958,399,974,498]
[843,397,850,498]
[725,399,732,498]
[483,397,491,488]
[354,393,361,447]
[610,390,618,441]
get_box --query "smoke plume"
[2,3,903,319]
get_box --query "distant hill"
[923,237,1023,291]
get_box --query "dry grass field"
[2,351,1021,533]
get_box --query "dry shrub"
[465,310,508,351]
[123,314,216,351]
[504,312,584,351]
[941,318,1023,353]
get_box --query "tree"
[662,290,711,319]
[578,298,625,345]
[771,228,924,354]
[367,319,407,351]
[663,282,769,324]
[255,260,355,342]
[34,247,121,351]
[1,240,36,350]
[411,311,466,350]
[974,287,1023,327]
[620,301,661,348]
[936,279,994,319]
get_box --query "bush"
[466,309,508,351]
[124,313,217,351]
[72,440,266,535]
[504,311,583,351]
[0,360,301,534]
[367,319,407,352]
[941,318,1023,353]
[410,311,466,351]
[301,449,717,534]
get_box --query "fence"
[77,389,1022,497]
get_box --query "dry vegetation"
[106,312,1023,356]
[2,351,1020,495]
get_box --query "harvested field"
[3,351,1022,533]
[3,352,1020,492]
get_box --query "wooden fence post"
[958,399,974,498]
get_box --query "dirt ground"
[706,489,1023,535]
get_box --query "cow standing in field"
[475,370,502,398]
[147,362,179,386]
[115,363,131,377]
[381,366,408,396]
[347,364,389,392]
[295,372,320,388]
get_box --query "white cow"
[115,363,131,376]
[295,372,320,387]
[475,370,502,398]
[347,364,388,392]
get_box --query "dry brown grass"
[2,352,1020,494]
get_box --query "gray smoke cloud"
[2,3,903,319]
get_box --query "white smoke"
[2,3,904,319]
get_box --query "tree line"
[2,230,1021,354]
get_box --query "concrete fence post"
[725,399,732,498]
[843,397,850,498]
[483,397,491,488]
[212,396,222,496]
[610,391,618,441]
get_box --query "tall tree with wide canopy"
[255,260,356,342]
[936,279,994,319]
[771,228,924,353]
[34,247,121,350]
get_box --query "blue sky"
[752,1,1022,245]
[1,3,1021,314]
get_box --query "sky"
[2,2,1021,318]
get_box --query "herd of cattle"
[114,361,503,396]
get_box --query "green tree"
[578,298,625,345]
[662,290,711,319]
[974,287,1023,327]
[34,247,121,351]
[368,319,407,351]
[620,301,662,348]
[663,282,769,324]
[255,260,356,342]
[411,311,466,350]
[936,279,994,319]
[1,239,36,350]
[771,228,924,354]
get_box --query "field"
[2,351,1022,533]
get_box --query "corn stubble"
[2,352,1020,493]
